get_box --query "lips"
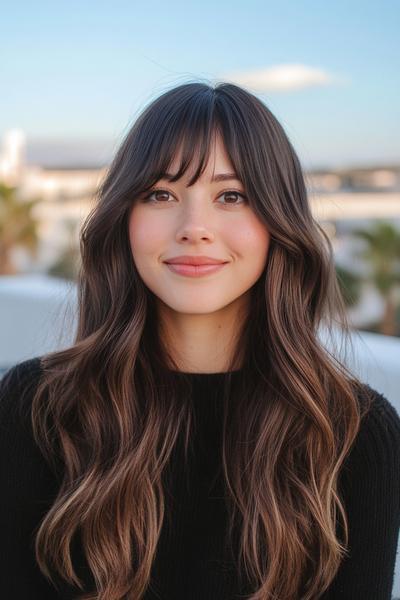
[165,262,227,277]
[164,255,228,266]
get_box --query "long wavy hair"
[31,81,373,600]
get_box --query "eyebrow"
[161,172,242,183]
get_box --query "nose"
[175,201,215,243]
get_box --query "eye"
[142,188,248,205]
[217,190,248,205]
[143,189,174,203]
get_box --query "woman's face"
[128,133,270,317]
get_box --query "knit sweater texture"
[0,356,399,600]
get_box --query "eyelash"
[142,188,248,206]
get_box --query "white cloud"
[216,64,344,92]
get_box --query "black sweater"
[1,357,400,600]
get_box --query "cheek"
[128,210,166,257]
[229,216,270,259]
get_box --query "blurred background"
[0,1,400,592]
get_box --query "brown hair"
[31,81,373,599]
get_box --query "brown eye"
[218,191,247,205]
[144,189,173,203]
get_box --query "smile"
[164,263,227,277]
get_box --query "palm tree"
[0,183,40,274]
[335,263,363,308]
[352,221,400,336]
[47,220,81,281]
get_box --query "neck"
[156,294,249,374]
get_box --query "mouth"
[164,262,228,278]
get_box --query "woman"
[1,81,399,600]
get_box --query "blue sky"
[1,0,399,169]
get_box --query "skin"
[128,132,270,373]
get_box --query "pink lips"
[163,255,229,277]
[165,263,227,277]
[164,255,227,265]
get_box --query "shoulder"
[0,355,44,397]
[1,355,43,383]
[0,357,62,511]
[0,356,45,427]
[354,382,400,446]
[342,383,400,499]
